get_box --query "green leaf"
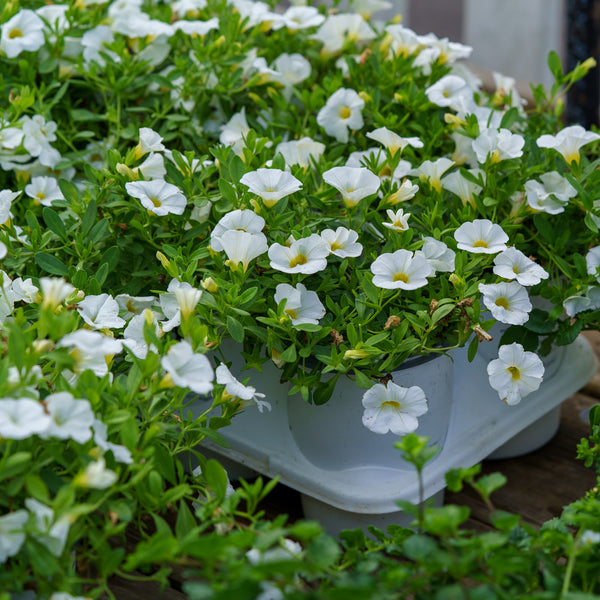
[431,303,456,325]
[42,207,67,239]
[547,49,563,81]
[473,472,507,502]
[307,534,341,568]
[0,452,32,481]
[280,344,297,363]
[175,500,197,539]
[203,459,229,502]
[218,178,237,204]
[88,218,109,244]
[467,336,479,362]
[312,374,339,405]
[34,252,69,277]
[346,322,358,346]
[226,315,245,343]
[353,368,373,390]
[58,178,80,205]
[81,199,97,236]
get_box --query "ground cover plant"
[1,0,600,597]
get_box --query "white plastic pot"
[198,335,598,536]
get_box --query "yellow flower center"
[9,29,23,39]
[495,297,509,309]
[289,254,308,268]
[150,197,161,207]
[339,106,351,119]
[284,308,298,319]
[473,240,488,248]
[508,366,521,380]
[381,400,402,409]
[36,192,46,200]
[512,266,520,274]
[330,242,342,251]
[393,272,409,283]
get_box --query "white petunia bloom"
[39,277,75,310]
[563,286,600,317]
[172,17,219,36]
[122,309,160,359]
[493,247,549,286]
[211,209,265,251]
[135,127,165,158]
[41,392,95,444]
[524,171,577,214]
[478,281,532,325]
[472,128,525,164]
[125,180,186,216]
[415,237,456,273]
[0,189,19,225]
[371,249,433,290]
[161,340,214,395]
[441,169,483,207]
[487,343,544,405]
[219,107,250,150]
[58,329,123,378]
[115,294,156,319]
[274,282,325,326]
[271,53,312,90]
[382,208,411,232]
[425,74,473,110]
[362,382,428,435]
[281,6,325,30]
[312,13,376,53]
[586,246,600,282]
[159,279,194,332]
[21,114,60,168]
[10,277,38,303]
[275,137,325,168]
[268,234,330,274]
[316,88,365,143]
[24,176,64,207]
[240,168,302,207]
[136,153,166,180]
[81,25,119,67]
[537,124,600,165]
[0,9,45,58]
[174,285,202,320]
[76,458,118,490]
[92,419,133,464]
[366,127,423,157]
[320,227,363,258]
[77,294,126,330]
[0,242,6,260]
[0,398,52,440]
[454,219,509,254]
[387,179,419,205]
[322,166,380,207]
[411,158,455,193]
[215,364,270,412]
[25,498,70,558]
[0,510,28,563]
[219,230,268,272]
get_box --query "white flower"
[384,24,421,58]
[21,115,60,168]
[268,234,329,274]
[362,382,428,435]
[524,171,577,214]
[247,538,303,565]
[386,179,419,205]
[0,398,51,439]
[135,127,165,158]
[322,166,380,207]
[271,53,312,90]
[586,246,600,282]
[0,189,19,225]
[454,219,509,254]
[57,329,123,377]
[122,309,160,359]
[10,277,38,303]
[77,294,126,330]
[76,458,118,489]
[81,25,119,67]
[478,281,532,325]
[159,278,194,332]
[215,364,270,412]
[0,242,6,261]
[415,237,456,273]
[537,124,600,165]
[125,180,187,216]
[563,286,600,317]
[320,227,363,258]
[220,230,268,272]
[274,282,325,326]
[174,285,202,320]
[220,107,250,149]
[382,208,411,232]
[162,341,214,395]
[240,168,302,207]
[425,74,473,110]
[411,158,455,192]
[115,294,156,319]
[41,392,95,444]
[39,277,75,310]
[316,88,365,143]
[487,343,544,405]
[0,510,28,563]
[136,153,166,180]
[92,419,133,464]
[370,249,432,290]
[366,127,423,157]
[441,169,483,207]
[173,17,219,36]
[493,248,549,286]
[281,6,325,30]
[275,137,325,168]
[24,498,70,557]
[24,176,64,207]
[473,128,525,164]
[312,13,375,53]
[211,209,265,252]
[0,9,45,58]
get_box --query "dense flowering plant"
[1,0,600,594]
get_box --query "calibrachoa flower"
[441,169,483,208]
[215,364,270,412]
[219,230,269,272]
[366,127,423,157]
[125,179,187,216]
[472,128,525,164]
[240,168,302,207]
[275,137,325,168]
[317,88,365,143]
[425,74,474,110]
[122,309,160,359]
[524,171,577,214]
[24,176,64,206]
[536,124,600,165]
[134,127,165,158]
[211,209,265,252]
[382,208,411,232]
[161,340,214,394]
[0,9,45,58]
[77,293,126,330]
[361,382,428,435]
[386,179,419,204]
[322,166,380,207]
[586,246,600,282]
[411,157,454,192]
[268,234,330,274]
[312,13,375,53]
[415,237,456,273]
[274,282,326,326]
[174,285,202,320]
[57,329,123,378]
[478,281,532,325]
[564,286,600,317]
[370,249,432,290]
[320,227,363,258]
[21,114,60,168]
[454,219,509,254]
[0,510,28,563]
[75,458,118,490]
[39,277,75,310]
[41,392,95,444]
[493,247,549,286]
[25,498,70,558]
[0,398,51,440]
[487,342,544,405]
[0,189,19,224]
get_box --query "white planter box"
[197,335,597,535]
